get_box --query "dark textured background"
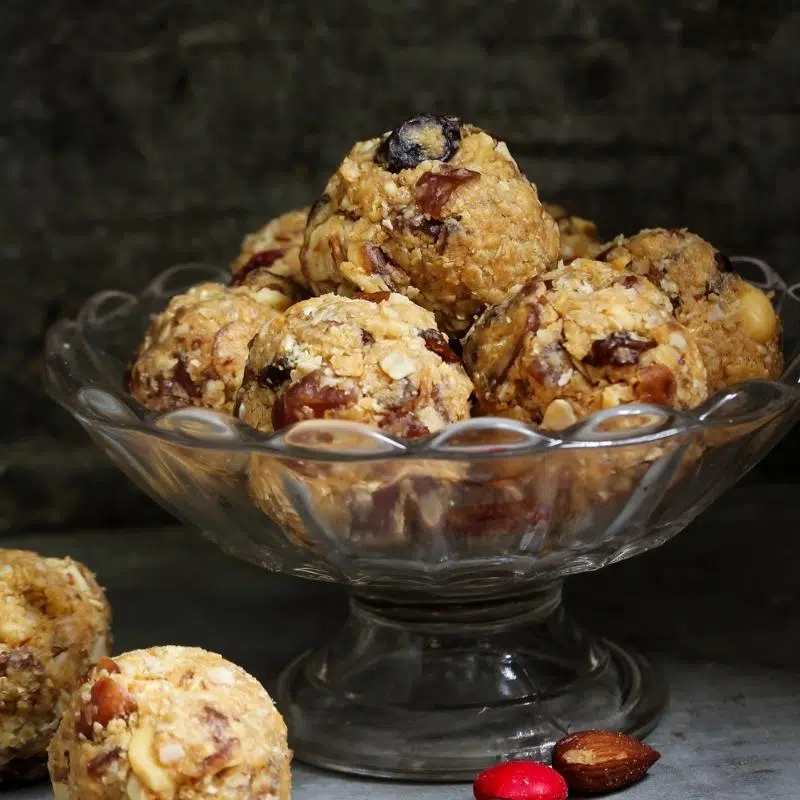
[2,1,798,531]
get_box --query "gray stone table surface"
[2,484,799,799]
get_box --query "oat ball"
[543,203,601,262]
[1,550,110,783]
[595,228,783,392]
[48,646,290,800]
[126,282,286,414]
[230,207,310,295]
[301,114,560,335]
[248,455,463,550]
[463,258,709,428]
[236,292,474,438]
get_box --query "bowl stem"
[275,580,667,781]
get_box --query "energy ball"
[126,283,285,414]
[236,292,474,438]
[230,207,310,293]
[1,550,110,782]
[248,455,463,550]
[595,228,783,391]
[463,259,709,428]
[301,114,560,335]
[543,203,601,262]
[48,646,290,800]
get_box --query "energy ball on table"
[543,203,601,262]
[595,228,783,391]
[301,114,560,335]
[463,258,709,428]
[48,646,290,800]
[126,283,286,414]
[1,550,110,783]
[230,207,310,294]
[236,292,473,438]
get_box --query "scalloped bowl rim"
[44,259,800,460]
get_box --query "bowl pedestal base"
[275,581,666,781]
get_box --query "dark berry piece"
[375,114,462,173]
[420,328,460,363]
[172,357,203,398]
[379,410,430,439]
[257,357,293,390]
[583,333,657,367]
[714,250,733,273]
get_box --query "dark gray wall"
[2,1,798,531]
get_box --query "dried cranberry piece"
[361,329,375,345]
[374,114,462,173]
[414,166,480,219]
[354,291,392,303]
[230,249,285,286]
[583,333,657,367]
[257,357,293,390]
[420,329,460,363]
[272,371,359,430]
[622,274,639,288]
[637,363,677,406]
[379,410,430,439]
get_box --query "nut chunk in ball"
[48,646,290,800]
[301,114,559,335]
[595,228,783,392]
[463,259,709,428]
[126,283,286,414]
[236,292,473,438]
[1,549,110,783]
[230,206,310,294]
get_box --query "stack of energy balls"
[1,550,291,799]
[124,114,783,544]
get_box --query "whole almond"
[551,729,660,794]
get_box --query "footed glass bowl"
[45,260,800,781]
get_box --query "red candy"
[473,761,569,800]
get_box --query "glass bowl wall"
[44,259,800,780]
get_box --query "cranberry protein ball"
[48,646,291,800]
[595,228,783,392]
[463,258,709,428]
[301,114,560,335]
[236,291,473,438]
[1,550,111,783]
[126,282,289,414]
[230,206,310,293]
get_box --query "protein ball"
[126,283,284,414]
[301,115,559,335]
[235,292,473,438]
[595,228,783,391]
[230,207,310,295]
[48,646,290,800]
[1,550,110,783]
[463,258,709,427]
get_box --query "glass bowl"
[45,259,800,781]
